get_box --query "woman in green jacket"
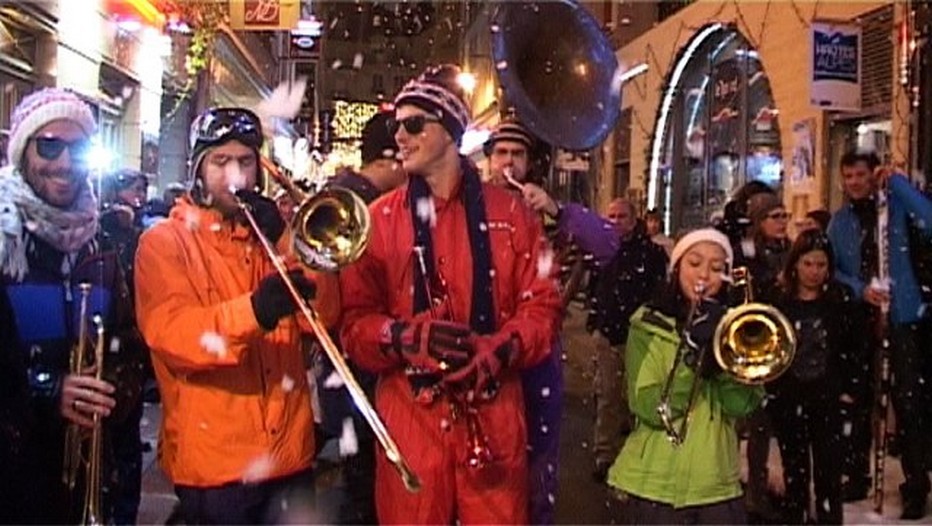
[607,228,764,524]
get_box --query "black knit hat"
[394,64,471,145]
[360,111,398,165]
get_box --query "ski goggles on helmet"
[189,108,263,151]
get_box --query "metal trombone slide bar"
[83,316,105,526]
[236,198,422,493]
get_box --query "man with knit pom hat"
[0,87,146,523]
[340,64,562,524]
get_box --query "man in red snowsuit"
[339,65,561,524]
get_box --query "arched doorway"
[648,24,783,235]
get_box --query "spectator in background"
[644,208,674,256]
[797,209,831,234]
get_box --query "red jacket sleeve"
[135,225,264,373]
[339,216,398,373]
[499,203,562,369]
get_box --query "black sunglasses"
[387,114,441,136]
[190,108,263,150]
[32,137,91,162]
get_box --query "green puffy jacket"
[607,305,763,508]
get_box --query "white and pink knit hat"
[7,88,96,168]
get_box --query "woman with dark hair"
[608,229,763,524]
[766,230,869,524]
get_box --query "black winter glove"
[235,189,286,244]
[683,298,727,378]
[251,270,316,331]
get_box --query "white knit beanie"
[7,88,97,168]
[669,228,734,273]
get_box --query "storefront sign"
[229,0,299,31]
[810,21,861,111]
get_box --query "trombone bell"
[713,303,796,385]
[292,187,371,272]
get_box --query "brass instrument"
[713,268,797,385]
[657,268,796,445]
[490,0,622,151]
[242,157,420,492]
[62,283,106,525]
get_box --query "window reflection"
[658,27,782,234]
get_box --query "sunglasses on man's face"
[387,114,441,136]
[32,137,91,162]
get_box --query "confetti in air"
[241,454,274,483]
[537,248,555,279]
[184,209,201,231]
[339,418,359,457]
[415,197,437,227]
[200,331,227,358]
[323,371,345,389]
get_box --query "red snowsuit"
[340,176,561,524]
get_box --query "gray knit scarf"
[0,165,99,281]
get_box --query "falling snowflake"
[489,269,497,278]
[280,497,289,512]
[382,205,391,216]
[242,454,274,483]
[200,331,227,358]
[440,418,452,432]
[199,421,209,430]
[331,59,343,69]
[281,375,295,392]
[352,52,364,69]
[209,223,222,232]
[548,493,556,505]
[541,387,551,398]
[184,209,201,231]
[537,248,555,279]
[496,60,508,70]
[109,337,121,353]
[415,197,437,227]
[339,417,359,457]
[140,417,150,427]
[541,425,549,434]
[323,371,345,389]
[521,290,534,301]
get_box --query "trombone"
[238,157,420,493]
[62,283,106,525]
[656,267,796,446]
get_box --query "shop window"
[649,26,782,233]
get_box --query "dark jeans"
[743,408,775,517]
[890,323,931,500]
[770,389,843,524]
[620,495,746,525]
[175,468,316,525]
[109,398,143,525]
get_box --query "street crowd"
[2,63,932,526]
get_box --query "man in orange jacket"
[340,65,562,524]
[135,108,332,524]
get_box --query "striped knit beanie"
[394,64,471,145]
[488,117,534,149]
[7,88,96,168]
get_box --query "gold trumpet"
[657,267,796,445]
[62,283,106,525]
[241,157,420,492]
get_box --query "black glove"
[235,189,286,244]
[251,270,316,331]
[683,298,727,378]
